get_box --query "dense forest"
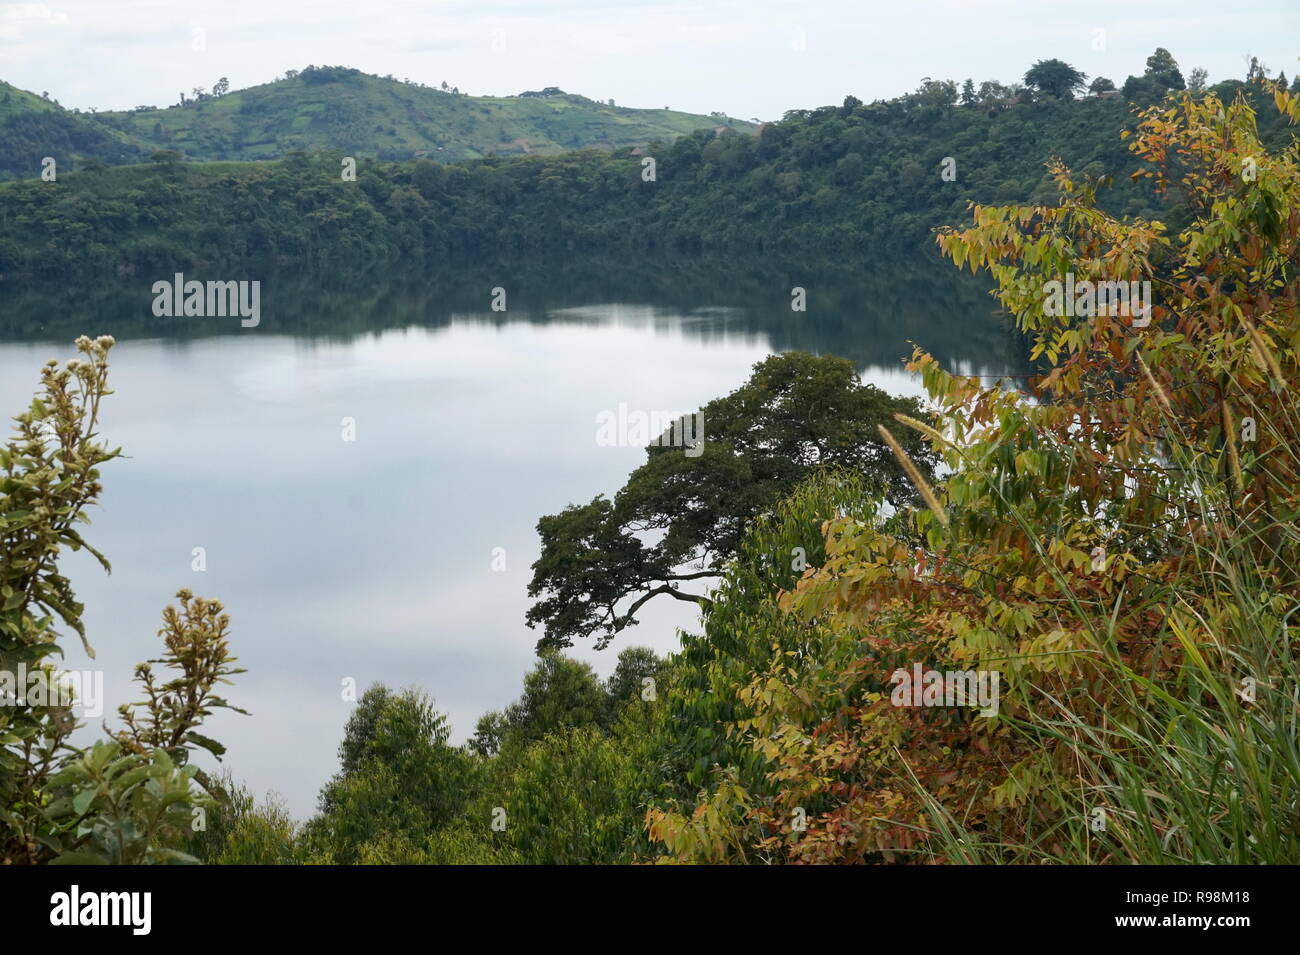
[2,60,1296,287]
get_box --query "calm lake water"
[0,254,1026,818]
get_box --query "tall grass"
[915,366,1300,864]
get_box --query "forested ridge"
[6,63,1296,282]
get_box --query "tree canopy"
[525,351,938,649]
[1023,59,1088,100]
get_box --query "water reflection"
[0,252,1027,819]
[2,250,1029,377]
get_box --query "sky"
[0,0,1296,120]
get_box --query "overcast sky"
[1,0,1296,119]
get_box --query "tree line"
[7,52,1295,273]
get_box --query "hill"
[0,67,752,179]
[0,80,148,180]
[84,66,753,165]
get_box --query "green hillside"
[91,65,753,163]
[0,80,60,120]
[0,80,147,179]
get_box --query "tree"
[961,78,977,105]
[469,710,510,757]
[1089,76,1116,95]
[1123,48,1188,103]
[604,646,666,712]
[470,648,660,760]
[477,724,642,864]
[212,76,230,97]
[1144,47,1185,90]
[1023,59,1087,100]
[911,77,958,109]
[112,590,247,768]
[183,776,301,864]
[307,684,475,863]
[1119,76,1152,102]
[472,653,608,754]
[1188,67,1209,93]
[525,352,939,649]
[834,151,866,185]
[976,80,1011,109]
[327,685,467,790]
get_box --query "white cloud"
[0,3,68,41]
[1,1,1297,126]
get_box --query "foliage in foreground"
[233,651,670,866]
[0,336,244,863]
[185,77,1300,863]
[648,84,1300,864]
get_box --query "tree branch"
[621,584,714,624]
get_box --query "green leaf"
[184,731,227,758]
[71,787,97,816]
